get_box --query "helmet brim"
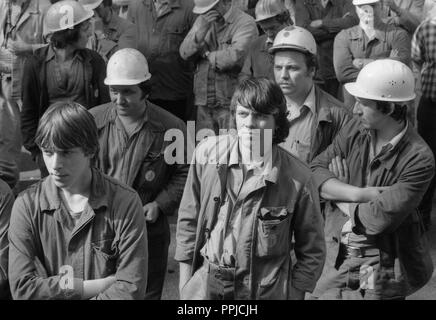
[193,0,220,14]
[82,0,103,11]
[104,74,152,86]
[44,9,94,36]
[344,82,416,102]
[268,44,315,55]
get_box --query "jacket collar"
[314,85,334,124]
[103,100,166,133]
[350,23,389,42]
[216,133,279,184]
[45,44,86,63]
[39,167,109,212]
[360,120,412,171]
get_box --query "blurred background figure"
[333,0,411,110]
[295,0,358,98]
[0,0,50,191]
[127,0,196,122]
[239,0,293,82]
[20,0,109,177]
[79,0,136,62]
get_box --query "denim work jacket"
[311,120,435,298]
[176,134,326,299]
[8,168,148,300]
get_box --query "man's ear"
[386,102,395,116]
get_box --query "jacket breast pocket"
[91,238,118,278]
[166,26,186,53]
[256,206,293,258]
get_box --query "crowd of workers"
[0,0,436,300]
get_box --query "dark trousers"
[417,96,436,230]
[145,213,170,300]
[149,98,188,122]
[311,248,404,300]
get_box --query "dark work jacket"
[20,45,110,158]
[311,120,435,298]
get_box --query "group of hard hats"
[43,0,414,102]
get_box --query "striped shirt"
[412,18,436,101]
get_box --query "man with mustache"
[270,25,351,164]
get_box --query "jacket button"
[213,196,220,202]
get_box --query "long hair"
[230,77,290,144]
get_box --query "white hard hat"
[352,0,379,5]
[104,48,152,86]
[193,0,220,14]
[78,0,104,11]
[255,0,287,22]
[269,26,317,55]
[44,0,94,36]
[345,59,416,102]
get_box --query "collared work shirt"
[295,0,358,80]
[281,86,316,163]
[201,142,273,267]
[334,23,411,84]
[8,168,148,300]
[180,5,258,108]
[412,18,436,101]
[45,46,87,107]
[239,34,274,82]
[90,101,189,216]
[127,0,196,101]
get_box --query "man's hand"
[353,58,374,69]
[328,156,349,184]
[195,10,221,43]
[83,275,116,299]
[143,201,161,223]
[8,35,33,55]
[310,20,323,28]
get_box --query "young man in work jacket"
[310,59,434,300]
[90,48,188,300]
[8,102,148,299]
[176,78,325,300]
[20,0,109,177]
[270,26,351,164]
